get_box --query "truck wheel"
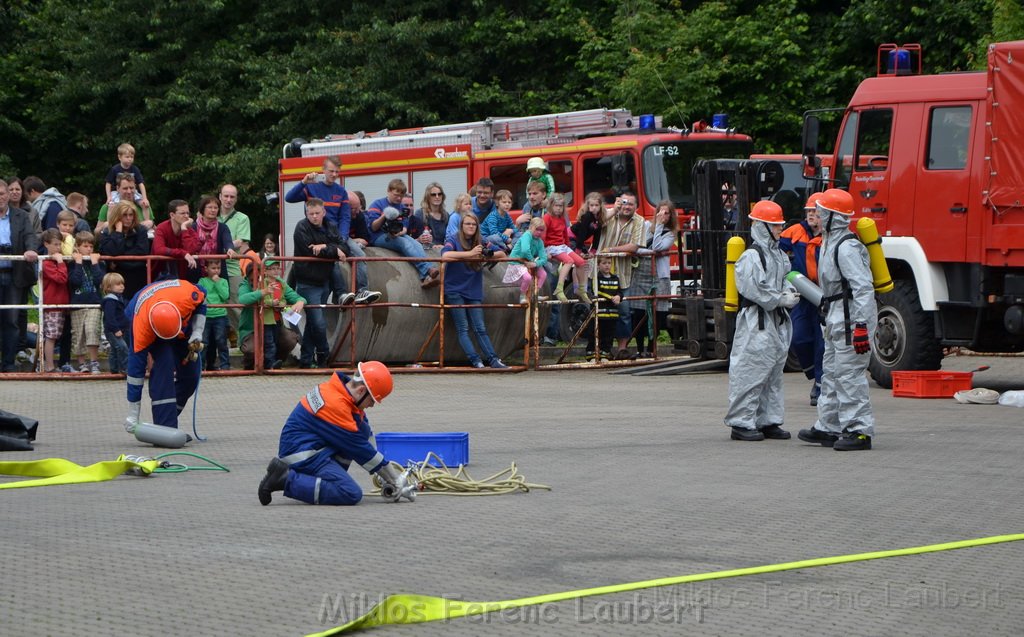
[868,279,942,388]
[560,302,591,342]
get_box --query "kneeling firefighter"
[258,361,415,506]
[798,189,877,451]
[124,279,207,448]
[724,200,800,441]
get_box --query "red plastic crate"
[891,371,972,398]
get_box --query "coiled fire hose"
[371,452,551,497]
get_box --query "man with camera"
[0,179,41,372]
[286,156,381,305]
[367,179,439,288]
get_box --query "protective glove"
[780,290,801,309]
[377,463,417,502]
[852,322,870,355]
[124,401,142,433]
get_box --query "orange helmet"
[816,188,854,216]
[749,200,785,224]
[355,361,393,404]
[149,301,182,340]
[804,192,824,211]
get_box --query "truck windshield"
[643,141,753,208]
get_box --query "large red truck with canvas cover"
[802,42,1024,386]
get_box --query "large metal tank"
[324,247,537,365]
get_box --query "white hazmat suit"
[807,201,877,443]
[724,221,796,435]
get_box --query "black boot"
[258,458,289,505]
[761,424,791,440]
[834,433,872,451]
[731,426,765,441]
[797,427,838,447]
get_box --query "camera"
[481,247,495,258]
[383,206,410,235]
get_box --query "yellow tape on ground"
[0,457,160,489]
[309,533,1024,635]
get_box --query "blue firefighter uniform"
[125,279,207,429]
[276,371,389,505]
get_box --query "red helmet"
[749,200,785,224]
[149,301,182,340]
[356,361,393,404]
[816,188,855,216]
[804,192,824,211]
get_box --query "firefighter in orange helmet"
[123,279,207,439]
[799,189,876,451]
[258,361,413,505]
[724,200,800,441]
[779,192,825,406]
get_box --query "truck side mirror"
[611,153,629,190]
[802,115,820,178]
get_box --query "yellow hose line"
[308,532,1024,636]
[0,456,161,489]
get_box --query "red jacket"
[42,258,69,306]
[152,220,200,280]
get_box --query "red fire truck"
[278,108,754,257]
[802,42,1024,386]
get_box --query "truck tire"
[868,279,942,388]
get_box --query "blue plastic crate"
[375,432,469,466]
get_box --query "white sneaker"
[519,294,528,304]
[339,292,357,305]
[355,289,382,304]
[89,360,101,375]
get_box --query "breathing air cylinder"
[133,422,192,448]
[786,271,824,308]
[855,217,895,294]
[724,236,746,312]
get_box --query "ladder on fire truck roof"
[296,108,644,158]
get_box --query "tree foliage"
[0,0,1012,235]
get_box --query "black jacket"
[1,206,41,288]
[292,218,345,285]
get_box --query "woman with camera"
[441,213,508,369]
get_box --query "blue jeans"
[445,293,498,365]
[296,281,330,366]
[329,263,351,304]
[105,330,129,374]
[372,234,432,280]
[203,315,230,370]
[346,239,370,291]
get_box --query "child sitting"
[39,229,68,373]
[504,217,549,304]
[480,189,518,253]
[198,259,231,370]
[585,256,622,361]
[543,193,589,304]
[239,258,305,369]
[524,157,555,216]
[101,272,130,374]
[68,232,106,374]
[104,142,148,207]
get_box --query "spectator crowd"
[0,150,679,374]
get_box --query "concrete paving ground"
[2,353,1023,636]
